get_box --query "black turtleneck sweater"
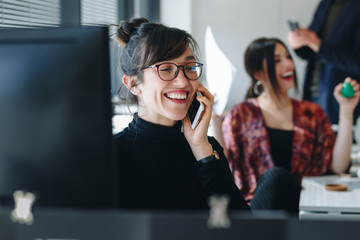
[114,114,250,211]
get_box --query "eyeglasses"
[144,62,203,81]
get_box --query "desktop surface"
[1,207,360,240]
[299,175,360,220]
[0,207,284,240]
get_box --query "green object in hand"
[341,82,355,98]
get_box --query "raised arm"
[332,78,360,173]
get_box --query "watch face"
[212,150,220,160]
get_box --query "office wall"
[161,0,321,111]
[160,0,192,33]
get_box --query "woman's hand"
[183,84,214,160]
[287,28,321,52]
[334,77,360,114]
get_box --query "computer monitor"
[0,26,117,209]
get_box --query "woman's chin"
[168,112,187,122]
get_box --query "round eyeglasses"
[144,62,203,81]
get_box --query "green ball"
[341,82,355,98]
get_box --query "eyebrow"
[274,52,290,57]
[185,55,196,60]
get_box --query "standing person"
[287,0,360,125]
[114,18,249,211]
[212,38,360,211]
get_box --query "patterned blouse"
[222,98,336,203]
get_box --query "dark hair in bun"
[116,17,149,46]
[116,18,200,105]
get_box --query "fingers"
[348,77,360,92]
[196,84,214,105]
[350,78,360,101]
[333,82,343,98]
[334,77,360,106]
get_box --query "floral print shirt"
[222,98,335,203]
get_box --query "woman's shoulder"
[113,127,130,143]
[294,99,326,113]
[223,98,261,128]
[229,98,259,114]
[293,99,328,120]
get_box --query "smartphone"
[288,20,299,31]
[187,91,205,129]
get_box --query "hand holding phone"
[188,91,205,129]
[288,20,299,31]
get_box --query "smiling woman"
[113,17,250,211]
[211,37,360,213]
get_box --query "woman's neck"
[138,109,177,127]
[257,92,293,130]
[258,91,292,109]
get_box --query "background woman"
[212,38,360,212]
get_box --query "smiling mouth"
[281,72,293,80]
[164,92,188,100]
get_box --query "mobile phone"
[287,20,299,31]
[187,91,205,129]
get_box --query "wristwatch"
[198,150,220,165]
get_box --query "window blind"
[0,0,60,28]
[81,0,118,26]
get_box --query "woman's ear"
[122,75,141,95]
[253,71,263,81]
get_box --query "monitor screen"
[0,26,117,209]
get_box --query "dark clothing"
[309,0,347,98]
[295,0,360,124]
[114,114,250,211]
[251,167,301,214]
[266,127,293,171]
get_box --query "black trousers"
[250,167,301,214]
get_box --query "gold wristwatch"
[198,150,220,165]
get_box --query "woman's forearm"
[332,108,353,174]
[210,114,228,157]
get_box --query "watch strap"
[197,150,220,165]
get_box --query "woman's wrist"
[197,150,220,165]
[339,108,354,122]
[191,142,213,161]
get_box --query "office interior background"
[1,0,330,132]
[1,0,360,235]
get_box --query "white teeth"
[282,72,293,78]
[166,92,187,100]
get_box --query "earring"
[253,81,263,96]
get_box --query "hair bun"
[116,17,149,46]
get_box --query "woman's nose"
[172,68,189,86]
[284,58,294,68]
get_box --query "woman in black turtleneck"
[113,18,249,211]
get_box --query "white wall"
[160,0,192,33]
[161,0,321,111]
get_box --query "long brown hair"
[244,38,298,99]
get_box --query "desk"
[299,175,360,220]
[0,208,285,240]
[1,208,360,240]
